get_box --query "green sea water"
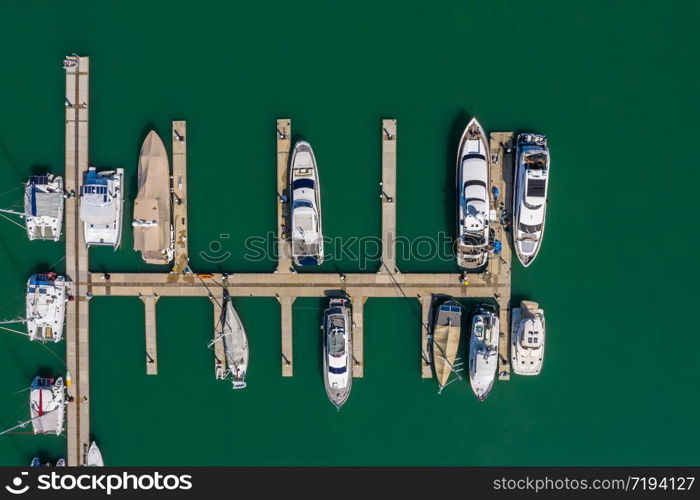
[1,0,699,465]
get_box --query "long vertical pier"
[380,119,397,274]
[211,294,225,376]
[488,132,514,381]
[276,119,292,274]
[171,120,189,274]
[279,295,294,376]
[141,293,159,375]
[64,55,90,466]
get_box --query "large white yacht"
[456,118,490,268]
[513,133,550,267]
[80,167,125,248]
[26,273,66,343]
[468,306,499,401]
[214,292,249,389]
[510,300,546,375]
[24,174,64,241]
[290,141,324,267]
[133,131,173,265]
[323,297,352,409]
[29,376,66,435]
[431,300,462,393]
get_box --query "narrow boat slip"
[134,130,173,265]
[513,133,550,267]
[468,306,499,401]
[323,297,353,409]
[431,300,462,392]
[29,376,66,435]
[510,300,546,375]
[290,141,324,267]
[456,117,491,269]
[80,166,125,248]
[24,174,64,241]
[26,273,66,342]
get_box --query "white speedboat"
[431,300,462,393]
[323,297,352,409]
[290,141,324,267]
[456,118,490,268]
[86,441,104,466]
[80,167,125,248]
[26,273,66,342]
[510,300,546,375]
[468,306,499,401]
[133,131,173,265]
[513,133,550,266]
[214,292,249,389]
[24,174,64,241]
[55,458,66,467]
[29,376,65,435]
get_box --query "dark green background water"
[1,0,698,465]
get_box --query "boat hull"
[290,141,324,267]
[431,300,462,391]
[26,274,66,342]
[468,308,499,401]
[323,298,352,408]
[510,301,546,375]
[220,294,249,389]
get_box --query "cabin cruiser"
[513,133,550,266]
[511,301,546,375]
[290,141,324,266]
[133,131,173,265]
[29,376,66,435]
[323,297,352,409]
[456,118,490,268]
[24,174,64,241]
[86,442,104,466]
[80,167,124,248]
[214,292,249,389]
[431,300,462,393]
[468,306,499,401]
[26,273,66,342]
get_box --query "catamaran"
[80,167,125,248]
[133,130,173,265]
[468,306,499,401]
[511,300,546,375]
[431,300,462,393]
[26,273,66,342]
[29,376,66,435]
[513,133,550,267]
[213,292,249,389]
[323,297,352,409]
[456,118,491,268]
[290,141,324,267]
[86,441,104,466]
[0,174,64,241]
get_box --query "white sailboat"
[431,300,463,393]
[86,441,104,466]
[213,292,249,389]
[26,273,66,342]
[80,167,125,248]
[468,306,499,401]
[456,118,491,268]
[29,376,66,435]
[510,300,546,375]
[290,141,324,267]
[133,131,173,265]
[323,297,353,409]
[513,133,550,267]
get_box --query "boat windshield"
[526,178,546,198]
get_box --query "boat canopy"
[292,178,315,190]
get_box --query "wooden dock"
[380,119,397,274]
[210,294,225,377]
[141,293,159,375]
[64,55,91,466]
[351,296,366,377]
[279,295,294,376]
[276,119,292,273]
[171,120,190,274]
[488,132,515,381]
[420,294,433,378]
